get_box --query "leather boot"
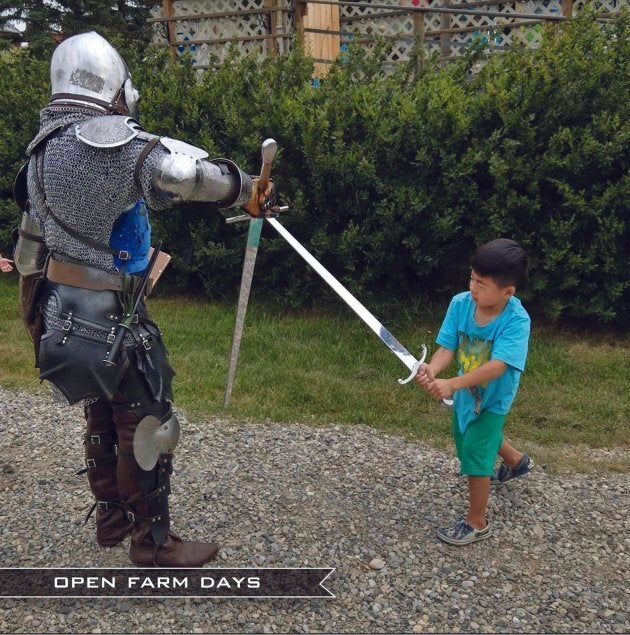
[112,400,220,567]
[84,400,133,546]
[129,525,221,567]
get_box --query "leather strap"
[33,142,129,261]
[47,258,127,292]
[134,137,160,189]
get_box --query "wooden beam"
[409,0,425,52]
[153,32,296,47]
[147,7,289,23]
[296,0,566,22]
[300,2,341,78]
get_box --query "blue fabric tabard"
[110,199,152,273]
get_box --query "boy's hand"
[415,363,434,388]
[426,378,454,401]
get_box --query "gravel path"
[0,386,628,634]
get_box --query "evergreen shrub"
[0,10,627,325]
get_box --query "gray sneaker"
[491,453,534,485]
[437,518,491,546]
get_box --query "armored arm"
[73,115,258,211]
[149,137,253,208]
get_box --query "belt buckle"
[89,434,101,445]
[96,501,109,511]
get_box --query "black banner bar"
[0,568,335,598]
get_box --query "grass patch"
[1,275,628,471]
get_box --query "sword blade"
[266,217,423,383]
[223,218,264,407]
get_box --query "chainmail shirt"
[27,106,172,273]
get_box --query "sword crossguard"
[397,344,428,385]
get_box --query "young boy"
[416,238,533,545]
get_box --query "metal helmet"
[50,31,139,115]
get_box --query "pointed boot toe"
[130,532,221,567]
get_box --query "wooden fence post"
[301,0,341,78]
[294,0,306,44]
[440,0,451,64]
[264,0,277,56]
[409,0,425,66]
[162,0,177,60]
[562,0,574,17]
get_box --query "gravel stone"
[369,558,386,570]
[0,386,628,633]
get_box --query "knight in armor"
[13,32,274,567]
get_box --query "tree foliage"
[0,9,627,326]
[0,1,154,57]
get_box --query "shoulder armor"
[76,115,143,148]
[158,137,209,160]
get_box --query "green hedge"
[1,10,628,325]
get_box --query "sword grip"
[258,138,277,192]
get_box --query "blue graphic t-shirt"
[436,292,530,433]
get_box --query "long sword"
[266,217,428,385]
[223,139,277,407]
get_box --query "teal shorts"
[452,410,506,477]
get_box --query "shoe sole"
[437,529,492,546]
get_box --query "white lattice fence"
[150,0,627,69]
[150,0,294,68]
[339,0,416,65]
[338,0,568,62]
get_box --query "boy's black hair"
[472,238,528,289]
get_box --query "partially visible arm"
[0,254,13,273]
[152,152,253,209]
[145,142,274,217]
[450,359,507,391]
[428,346,455,376]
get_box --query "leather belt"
[46,258,131,293]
